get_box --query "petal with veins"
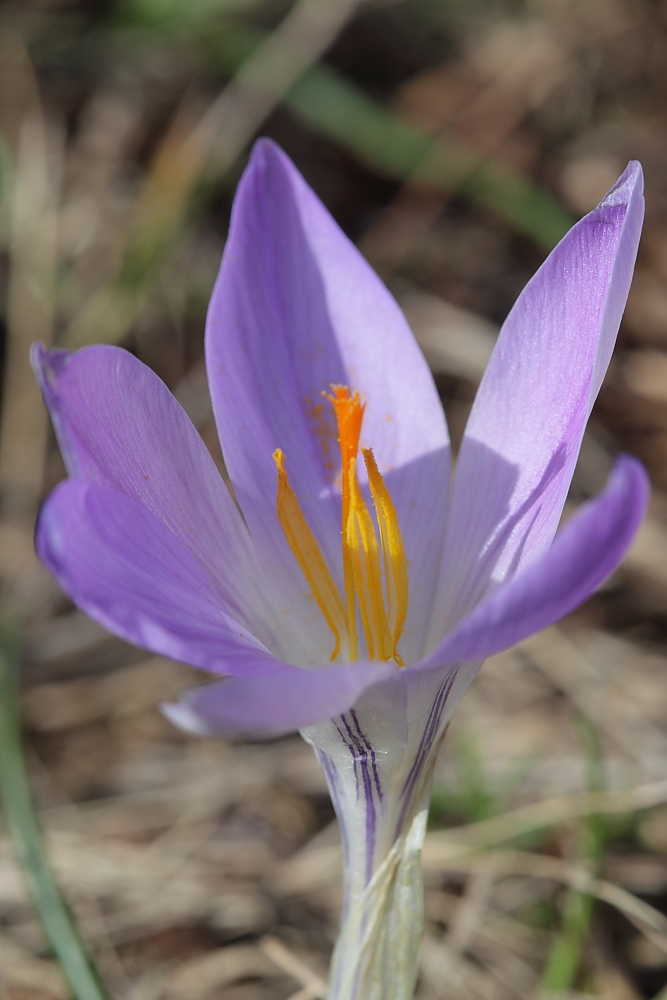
[430,162,644,641]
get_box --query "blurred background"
[2,0,667,998]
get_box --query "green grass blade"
[540,714,607,993]
[68,14,575,348]
[285,63,574,251]
[0,627,113,1000]
[212,25,574,250]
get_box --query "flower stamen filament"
[363,447,407,666]
[273,448,348,661]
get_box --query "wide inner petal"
[205,139,450,665]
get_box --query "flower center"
[273,386,408,665]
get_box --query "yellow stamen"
[363,448,407,666]
[348,455,395,661]
[274,387,408,665]
[273,449,347,661]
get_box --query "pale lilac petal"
[36,479,286,673]
[33,343,268,631]
[206,139,449,660]
[431,163,644,638]
[163,658,396,738]
[423,455,648,667]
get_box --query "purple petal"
[33,344,264,629]
[431,163,644,637]
[36,479,286,673]
[163,658,396,738]
[206,139,450,661]
[424,454,648,667]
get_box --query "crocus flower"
[35,142,646,1000]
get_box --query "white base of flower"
[328,807,428,1000]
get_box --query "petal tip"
[161,685,285,741]
[600,160,644,209]
[30,341,47,370]
[31,343,72,390]
[247,136,292,181]
[611,452,651,517]
[161,698,219,738]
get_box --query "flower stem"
[328,804,428,1000]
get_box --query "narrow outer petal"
[37,479,283,674]
[424,455,648,667]
[431,163,644,640]
[206,139,450,662]
[33,344,270,637]
[163,657,397,738]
